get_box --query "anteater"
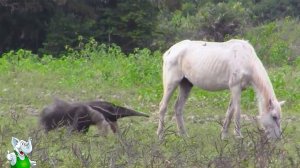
[40,98,149,135]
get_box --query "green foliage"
[155,1,250,50]
[2,0,300,56]
[242,20,292,66]
[96,0,159,52]
[0,0,159,56]
[0,0,300,167]
[250,0,300,23]
[194,1,249,41]
[40,10,96,56]
[0,0,54,53]
[1,39,300,167]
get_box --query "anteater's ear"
[11,137,19,148]
[279,101,285,107]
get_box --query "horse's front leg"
[230,85,243,139]
[234,98,243,138]
[221,99,234,139]
[222,78,243,139]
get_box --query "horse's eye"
[272,116,278,121]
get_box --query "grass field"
[1,36,300,167]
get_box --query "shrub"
[243,21,291,66]
[194,2,249,41]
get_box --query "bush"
[155,1,250,51]
[251,0,300,24]
[194,2,249,41]
[39,11,96,57]
[243,20,292,66]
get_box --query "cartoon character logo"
[6,137,36,168]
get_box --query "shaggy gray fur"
[40,98,149,134]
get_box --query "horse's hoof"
[234,133,244,139]
[235,135,244,139]
[221,132,229,140]
[234,131,243,139]
[178,132,189,138]
[157,133,164,142]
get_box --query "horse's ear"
[279,101,286,107]
[268,99,274,110]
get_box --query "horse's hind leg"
[157,66,183,139]
[174,78,193,136]
[157,81,178,140]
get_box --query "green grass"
[1,40,300,167]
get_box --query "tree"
[0,0,54,54]
[194,2,249,41]
[95,0,159,52]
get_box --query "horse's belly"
[184,69,230,91]
[190,76,229,91]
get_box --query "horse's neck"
[251,61,276,115]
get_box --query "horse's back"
[163,39,255,90]
[165,39,257,68]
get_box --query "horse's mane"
[249,47,276,114]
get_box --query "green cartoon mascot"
[7,137,36,168]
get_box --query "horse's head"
[258,99,285,140]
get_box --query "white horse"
[157,39,285,140]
